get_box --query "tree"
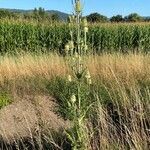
[144,17,150,22]
[32,8,39,19]
[87,13,108,23]
[125,13,143,22]
[31,7,47,21]
[50,13,60,22]
[110,15,124,22]
[38,7,45,19]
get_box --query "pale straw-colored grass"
[0,53,68,82]
[0,53,149,84]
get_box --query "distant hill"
[46,10,69,21]
[143,16,150,20]
[0,8,69,21]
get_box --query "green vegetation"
[110,13,144,22]
[87,13,108,23]
[0,21,150,53]
[0,8,62,22]
[0,92,12,109]
[110,15,124,22]
[124,13,143,22]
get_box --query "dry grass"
[86,53,150,83]
[0,95,69,143]
[0,53,149,84]
[0,53,68,82]
[0,53,149,149]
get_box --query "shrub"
[0,92,12,109]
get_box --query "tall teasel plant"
[65,0,89,56]
[65,0,92,149]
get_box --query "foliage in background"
[0,22,150,54]
[0,8,150,22]
[124,13,143,22]
[110,15,124,22]
[87,13,108,23]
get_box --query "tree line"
[0,8,149,23]
[87,13,150,23]
[0,7,60,22]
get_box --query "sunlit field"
[0,53,149,149]
[0,0,150,149]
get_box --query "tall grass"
[0,53,149,84]
[0,53,149,149]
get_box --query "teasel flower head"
[84,27,88,33]
[65,44,70,52]
[85,70,91,79]
[81,40,84,49]
[87,78,92,85]
[83,17,88,27]
[69,40,74,50]
[69,15,75,23]
[84,44,88,51]
[67,75,72,82]
[75,0,82,13]
[71,15,75,21]
[71,94,76,103]
[67,101,71,107]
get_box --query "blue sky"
[0,0,150,17]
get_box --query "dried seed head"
[81,40,84,48]
[75,0,82,13]
[71,94,76,103]
[69,41,74,49]
[69,15,75,23]
[83,18,88,27]
[84,45,88,51]
[72,15,75,21]
[68,102,71,107]
[87,78,92,85]
[65,44,70,51]
[84,27,88,33]
[85,70,91,79]
[67,75,72,82]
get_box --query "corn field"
[0,21,150,54]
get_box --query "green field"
[0,21,150,54]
